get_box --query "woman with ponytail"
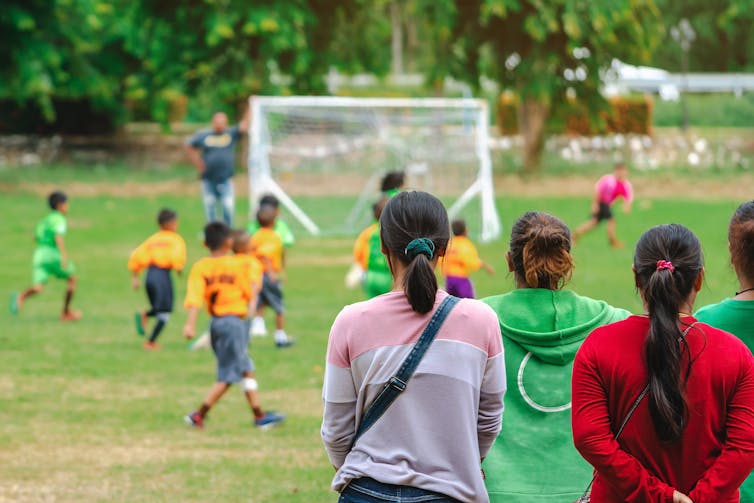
[572,224,754,502]
[482,211,630,502]
[322,191,506,502]
[696,200,754,501]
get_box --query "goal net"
[247,96,501,242]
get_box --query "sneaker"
[275,337,296,348]
[9,293,19,315]
[250,316,268,337]
[60,311,82,321]
[134,312,145,336]
[143,341,160,350]
[254,412,285,429]
[184,411,204,429]
[274,329,295,348]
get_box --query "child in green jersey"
[11,191,81,320]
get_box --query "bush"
[497,94,653,135]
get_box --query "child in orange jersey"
[128,209,186,349]
[249,205,294,347]
[182,221,284,429]
[442,219,494,298]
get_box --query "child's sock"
[149,319,166,343]
[252,406,265,420]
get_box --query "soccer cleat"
[60,311,82,321]
[9,293,19,315]
[254,412,285,429]
[143,341,160,350]
[134,312,145,336]
[184,411,204,429]
[250,316,268,337]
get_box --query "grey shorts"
[257,274,284,314]
[210,315,255,383]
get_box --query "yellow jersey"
[353,222,378,269]
[128,230,186,272]
[234,252,265,291]
[184,255,253,317]
[250,227,283,273]
[441,235,482,278]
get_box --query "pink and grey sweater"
[322,290,506,502]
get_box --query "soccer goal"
[247,95,501,242]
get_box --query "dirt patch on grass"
[3,172,754,200]
[493,173,754,200]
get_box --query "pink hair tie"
[656,260,675,273]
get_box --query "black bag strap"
[350,295,460,449]
[577,321,701,502]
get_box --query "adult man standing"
[185,109,249,226]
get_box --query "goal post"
[247,95,502,242]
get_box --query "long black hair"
[380,191,449,314]
[633,224,703,442]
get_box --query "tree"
[0,0,132,129]
[650,0,754,72]
[423,0,664,173]
[1,0,380,129]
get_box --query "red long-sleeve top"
[572,315,754,503]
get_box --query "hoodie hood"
[482,289,630,365]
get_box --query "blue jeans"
[339,478,459,502]
[201,179,234,226]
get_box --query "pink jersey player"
[574,164,633,248]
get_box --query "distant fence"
[0,124,221,167]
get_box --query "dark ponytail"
[380,191,450,313]
[633,224,703,442]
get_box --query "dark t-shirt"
[188,126,241,184]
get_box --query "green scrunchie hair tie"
[404,237,435,260]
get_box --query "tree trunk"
[390,1,403,75]
[519,97,550,174]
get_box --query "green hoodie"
[481,289,630,502]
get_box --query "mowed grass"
[0,170,744,502]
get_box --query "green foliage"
[0,1,388,127]
[427,0,663,107]
[650,0,754,72]
[0,0,130,122]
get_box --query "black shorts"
[145,266,173,314]
[257,273,284,314]
[593,202,613,222]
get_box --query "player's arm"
[481,261,495,276]
[183,307,199,340]
[128,242,148,289]
[183,264,204,339]
[55,234,68,268]
[238,106,251,134]
[623,182,634,214]
[173,237,187,275]
[184,140,206,176]
[590,190,601,215]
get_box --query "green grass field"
[0,167,745,502]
